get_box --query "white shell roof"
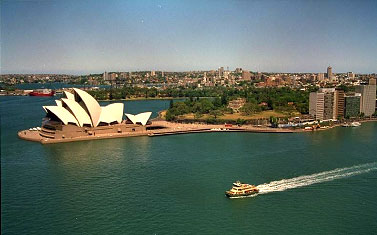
[125,112,152,126]
[41,88,143,127]
[99,103,124,124]
[64,91,75,100]
[61,98,93,127]
[43,106,79,126]
[73,88,101,127]
[55,100,63,107]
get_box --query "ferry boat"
[342,122,361,127]
[225,181,259,198]
[29,89,55,97]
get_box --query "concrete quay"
[18,120,296,144]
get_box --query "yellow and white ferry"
[225,181,259,198]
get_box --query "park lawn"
[220,110,290,120]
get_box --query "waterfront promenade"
[18,119,377,144]
[18,120,294,144]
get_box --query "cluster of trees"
[88,86,313,117]
[87,87,160,100]
[87,87,313,125]
[240,87,310,114]
[165,97,230,121]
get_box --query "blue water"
[1,96,377,234]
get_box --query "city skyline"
[1,0,377,75]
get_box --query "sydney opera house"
[19,88,153,143]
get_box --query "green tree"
[210,109,223,119]
[240,102,261,115]
[269,116,279,128]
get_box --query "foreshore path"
[18,119,377,144]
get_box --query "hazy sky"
[1,0,377,74]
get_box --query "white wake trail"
[257,162,377,194]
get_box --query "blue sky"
[1,0,377,74]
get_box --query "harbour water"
[1,96,377,234]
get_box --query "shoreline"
[18,119,377,144]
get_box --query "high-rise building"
[344,94,361,118]
[235,68,242,73]
[323,92,334,120]
[151,71,156,76]
[309,92,324,120]
[309,88,335,120]
[333,90,345,119]
[327,66,332,79]
[355,78,376,116]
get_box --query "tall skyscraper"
[327,66,332,79]
[103,71,108,81]
[355,78,376,116]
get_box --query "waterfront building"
[323,92,334,120]
[309,92,324,120]
[355,78,376,116]
[344,93,361,118]
[309,88,335,120]
[333,90,345,119]
[29,88,152,141]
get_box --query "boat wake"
[256,162,377,194]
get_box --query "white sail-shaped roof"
[55,100,63,107]
[61,98,93,127]
[125,112,152,126]
[99,103,124,124]
[73,88,101,127]
[43,106,79,126]
[64,91,75,100]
